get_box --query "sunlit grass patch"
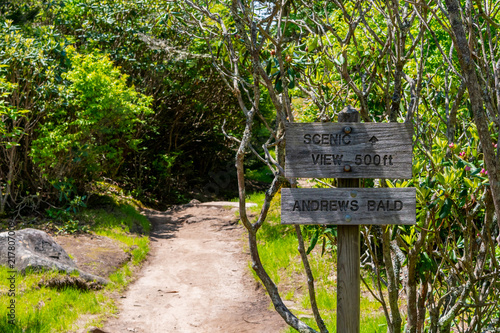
[0,267,112,333]
[79,203,151,235]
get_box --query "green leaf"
[439,197,452,219]
[463,178,474,188]
[307,36,318,52]
[274,78,283,93]
[470,168,481,176]
[325,58,334,70]
[306,228,320,255]
[325,226,337,237]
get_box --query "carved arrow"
[368,136,379,145]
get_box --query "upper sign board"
[285,123,413,179]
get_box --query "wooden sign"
[285,123,413,179]
[281,188,416,225]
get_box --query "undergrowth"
[0,183,151,332]
[241,191,387,332]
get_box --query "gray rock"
[0,228,107,284]
[183,199,201,208]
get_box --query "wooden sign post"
[336,108,360,333]
[282,106,415,332]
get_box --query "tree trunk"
[382,227,402,333]
[444,0,500,225]
[406,248,418,333]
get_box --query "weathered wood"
[337,106,360,333]
[281,188,416,225]
[338,106,360,123]
[283,107,415,332]
[285,122,413,179]
[337,224,360,333]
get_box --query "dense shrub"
[31,49,152,189]
[0,21,65,214]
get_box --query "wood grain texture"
[338,106,360,122]
[337,107,360,333]
[280,188,416,225]
[285,122,413,179]
[337,224,360,333]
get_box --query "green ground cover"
[0,189,151,333]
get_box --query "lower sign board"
[281,188,416,225]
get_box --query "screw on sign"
[282,106,416,333]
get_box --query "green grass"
[0,267,111,333]
[80,201,151,235]
[0,190,152,332]
[239,191,387,332]
[81,208,150,291]
[79,203,151,267]
[245,166,274,183]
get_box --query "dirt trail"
[103,203,285,333]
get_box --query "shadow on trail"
[145,210,183,241]
[214,219,240,232]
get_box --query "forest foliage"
[1,0,500,333]
[0,0,248,215]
